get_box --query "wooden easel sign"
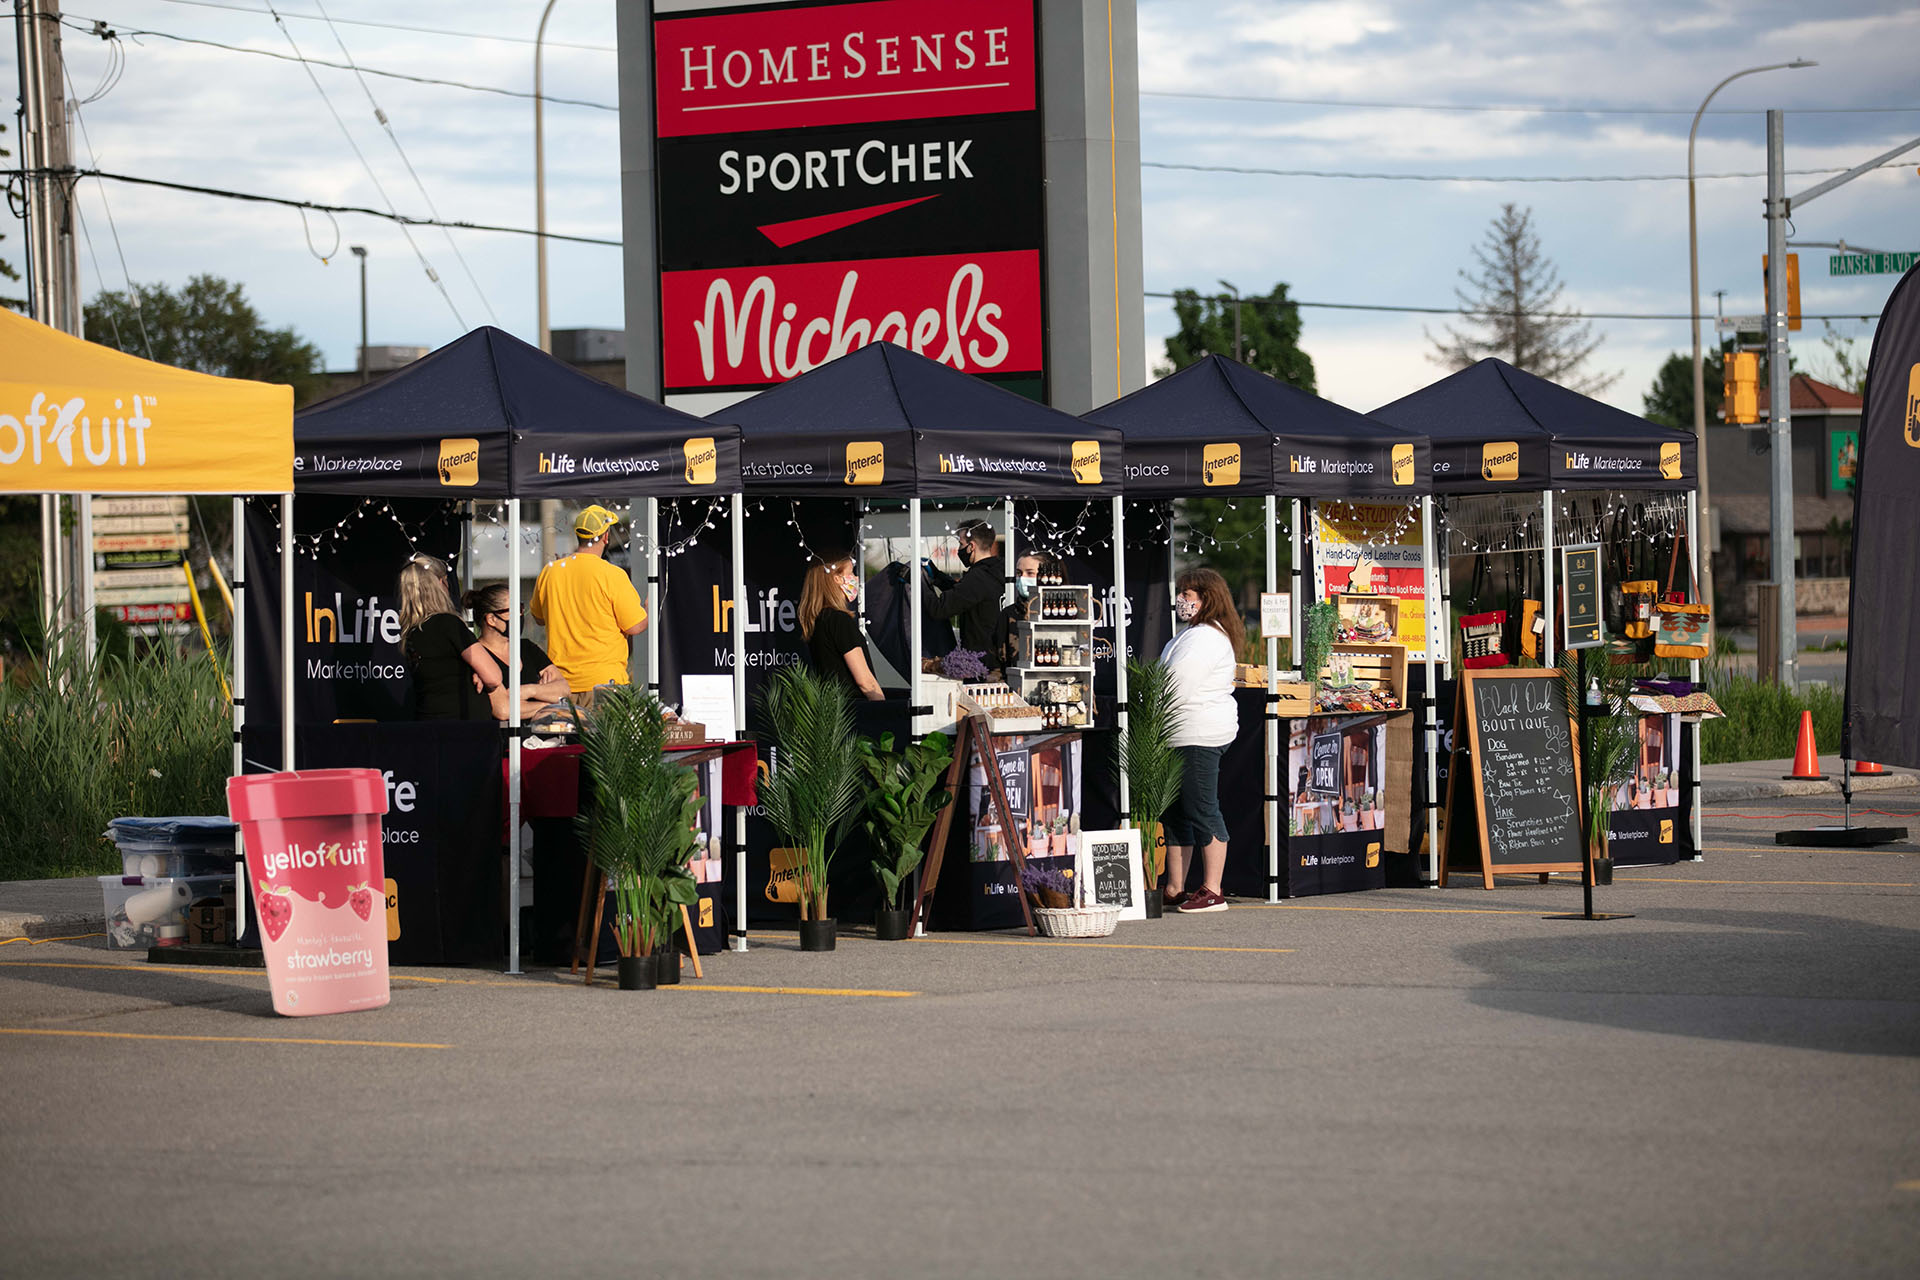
[1077,829,1145,921]
[1442,667,1585,888]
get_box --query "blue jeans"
[1163,744,1229,847]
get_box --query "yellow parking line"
[0,961,260,978]
[1246,903,1543,916]
[665,984,919,997]
[925,937,1294,954]
[0,1027,448,1049]
[1700,846,1913,857]
[1618,876,1915,888]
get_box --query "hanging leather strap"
[1664,525,1701,604]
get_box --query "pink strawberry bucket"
[228,769,390,1017]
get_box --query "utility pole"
[16,0,83,649]
[1763,111,1796,688]
[351,245,369,385]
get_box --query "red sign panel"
[111,602,192,624]
[661,251,1042,394]
[654,0,1036,137]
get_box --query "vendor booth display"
[244,326,744,972]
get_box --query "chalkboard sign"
[1310,732,1341,795]
[1077,829,1145,921]
[1446,668,1584,886]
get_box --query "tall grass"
[1695,631,1845,765]
[0,631,230,880]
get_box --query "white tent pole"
[507,498,524,975]
[1113,495,1130,817]
[281,492,295,772]
[1003,498,1015,607]
[1687,487,1703,859]
[645,497,660,693]
[730,492,748,952]
[909,496,925,936]
[1420,495,1440,886]
[1264,494,1280,903]
[1289,500,1304,662]
[1542,489,1556,667]
[232,498,246,780]
[1166,503,1177,639]
[78,494,94,665]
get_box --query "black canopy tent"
[271,325,744,972]
[705,341,1124,937]
[1084,354,1445,887]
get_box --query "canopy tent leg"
[1439,500,1454,681]
[1113,496,1130,818]
[1420,495,1440,886]
[281,492,295,772]
[78,495,95,665]
[232,498,246,781]
[1289,500,1304,655]
[458,504,473,596]
[909,497,925,936]
[730,493,749,952]
[1166,502,1178,639]
[39,497,58,669]
[1004,498,1015,607]
[1541,490,1556,668]
[645,497,660,693]
[508,498,524,976]
[1686,487,1703,859]
[1265,494,1280,904]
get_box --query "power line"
[1145,290,1882,324]
[1141,88,1920,116]
[149,0,615,52]
[1143,159,1915,184]
[33,166,620,244]
[62,15,616,109]
[63,68,154,357]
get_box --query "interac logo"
[1201,442,1240,487]
[1659,819,1673,845]
[1660,442,1683,479]
[1906,364,1920,447]
[1071,440,1103,485]
[682,437,717,485]
[844,441,883,485]
[437,438,479,486]
[1481,441,1519,482]
[1391,443,1415,486]
[1365,843,1381,869]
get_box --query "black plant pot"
[654,947,681,985]
[616,955,656,990]
[1143,891,1164,920]
[1592,857,1615,887]
[874,907,913,941]
[799,919,837,951]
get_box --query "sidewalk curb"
[1701,773,1918,805]
[0,909,107,942]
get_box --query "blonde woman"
[798,551,884,701]
[464,583,570,721]
[398,556,498,721]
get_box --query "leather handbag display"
[1653,531,1711,660]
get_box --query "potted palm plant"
[1117,658,1183,917]
[1560,654,1639,886]
[757,664,863,950]
[857,730,953,941]
[576,687,704,989]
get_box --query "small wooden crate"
[1318,643,1407,706]
[1336,593,1400,644]
[1233,663,1268,688]
[1272,680,1313,717]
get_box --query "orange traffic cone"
[1852,759,1887,776]
[1783,710,1828,780]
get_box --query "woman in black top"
[798,551,884,700]
[398,556,499,721]
[464,583,570,721]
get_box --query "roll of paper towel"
[124,881,192,926]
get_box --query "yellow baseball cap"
[574,504,622,538]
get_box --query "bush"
[0,633,230,879]
[1699,672,1845,765]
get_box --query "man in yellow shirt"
[531,505,648,693]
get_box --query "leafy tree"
[1157,280,1316,392]
[84,275,328,407]
[1812,320,1868,396]
[1430,203,1617,394]
[1643,351,1724,429]
[0,123,23,310]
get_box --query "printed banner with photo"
[955,735,1082,930]
[1311,500,1428,660]
[1285,715,1389,897]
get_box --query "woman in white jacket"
[1159,567,1243,912]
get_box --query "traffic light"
[1724,351,1760,425]
[1761,253,1801,331]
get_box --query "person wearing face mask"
[998,550,1059,668]
[922,520,1004,658]
[1158,567,1243,913]
[799,550,885,701]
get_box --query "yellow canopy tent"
[0,306,292,494]
[1,305,298,780]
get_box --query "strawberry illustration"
[258,885,293,942]
[348,884,374,922]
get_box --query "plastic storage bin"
[106,816,238,879]
[98,874,235,951]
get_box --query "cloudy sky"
[6,0,1915,414]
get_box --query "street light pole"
[1688,59,1813,617]
[350,246,368,385]
[534,0,559,354]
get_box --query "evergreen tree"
[1643,351,1724,428]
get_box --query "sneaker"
[1161,889,1188,909]
[1178,888,1228,913]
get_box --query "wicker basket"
[1032,905,1121,938]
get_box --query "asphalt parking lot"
[3,793,1916,1278]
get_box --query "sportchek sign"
[652,0,1045,399]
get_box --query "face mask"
[1016,577,1036,598]
[840,577,859,602]
[1176,598,1200,623]
[955,546,972,567]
